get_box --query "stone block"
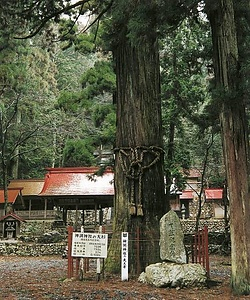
[138,262,207,288]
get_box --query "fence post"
[67,226,74,278]
[204,226,210,278]
[136,226,141,276]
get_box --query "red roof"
[180,190,194,200]
[39,167,114,196]
[205,188,223,200]
[0,213,26,222]
[0,188,23,204]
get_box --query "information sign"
[121,232,129,281]
[71,232,108,258]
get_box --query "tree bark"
[106,3,169,273]
[207,0,250,294]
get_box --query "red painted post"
[204,226,210,278]
[201,229,204,267]
[195,231,198,263]
[191,233,195,263]
[136,226,141,276]
[67,226,74,278]
[198,230,201,264]
[203,228,206,268]
[192,232,196,263]
[194,232,197,263]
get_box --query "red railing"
[191,226,210,277]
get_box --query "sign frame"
[71,232,108,258]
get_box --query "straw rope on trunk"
[114,146,164,216]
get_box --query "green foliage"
[0,9,60,183]
[161,17,212,121]
[91,104,116,145]
[63,139,95,167]
[56,91,84,112]
[106,0,201,48]
[92,103,114,127]
[161,16,216,180]
[54,47,95,92]
[75,33,96,53]
[101,111,116,144]
[58,19,100,53]
[55,49,116,158]
[58,19,78,50]
[81,60,115,99]
[105,0,158,47]
[208,175,225,188]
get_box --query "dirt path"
[0,255,249,300]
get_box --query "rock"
[138,262,207,288]
[159,210,187,263]
[138,272,148,284]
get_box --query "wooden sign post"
[121,232,129,281]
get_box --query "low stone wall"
[180,219,226,234]
[0,242,66,256]
[19,219,226,236]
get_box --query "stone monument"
[159,209,187,263]
[138,210,207,288]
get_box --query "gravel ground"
[0,255,249,300]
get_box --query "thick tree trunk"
[207,0,250,294]
[106,5,169,274]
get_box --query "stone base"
[138,262,207,288]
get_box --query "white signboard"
[72,232,108,258]
[121,232,129,281]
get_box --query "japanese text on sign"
[121,232,128,281]
[71,232,108,258]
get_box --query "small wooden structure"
[0,213,26,239]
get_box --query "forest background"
[0,2,223,187]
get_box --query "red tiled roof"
[8,179,44,196]
[205,188,223,200]
[0,188,23,204]
[0,212,26,222]
[39,167,114,196]
[180,190,194,200]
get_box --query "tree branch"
[15,0,113,39]
[9,126,40,158]
[10,146,40,161]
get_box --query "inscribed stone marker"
[159,210,187,264]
